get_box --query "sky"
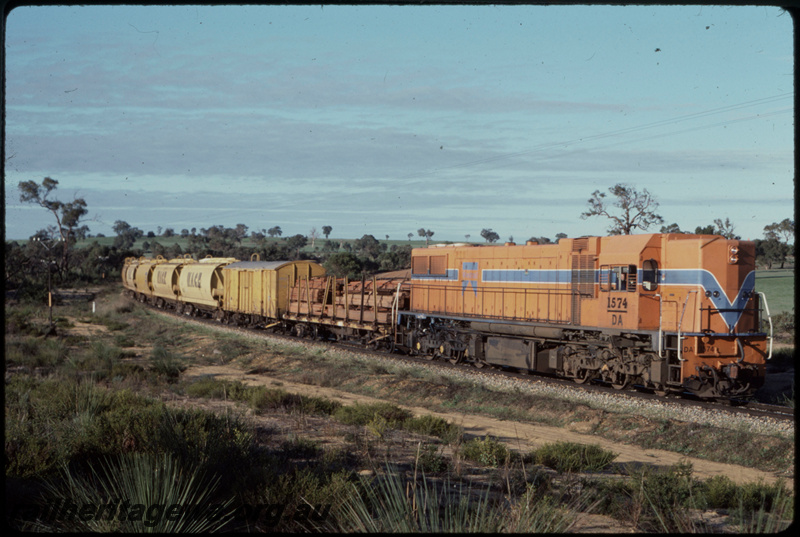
[3,4,794,243]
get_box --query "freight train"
[121,233,774,399]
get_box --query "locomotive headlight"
[727,245,739,264]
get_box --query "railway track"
[139,297,794,425]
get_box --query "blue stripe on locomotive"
[410,266,756,331]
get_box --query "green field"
[755,269,794,315]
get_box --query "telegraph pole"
[33,237,61,335]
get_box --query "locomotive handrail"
[655,293,663,358]
[757,291,774,360]
[677,290,698,362]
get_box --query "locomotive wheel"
[573,368,594,384]
[611,375,630,390]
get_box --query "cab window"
[600,264,637,292]
[642,259,659,291]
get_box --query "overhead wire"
[400,92,793,179]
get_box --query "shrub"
[333,402,412,427]
[460,436,510,467]
[402,414,463,444]
[149,345,186,381]
[532,441,617,473]
[416,443,449,474]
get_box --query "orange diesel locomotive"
[400,234,772,398]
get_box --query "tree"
[285,234,307,258]
[309,227,319,248]
[322,225,333,239]
[660,223,682,234]
[268,226,283,238]
[694,224,716,235]
[112,220,145,250]
[354,234,383,260]
[323,252,363,279]
[480,228,500,243]
[764,218,794,245]
[527,236,552,244]
[18,177,89,276]
[760,218,794,269]
[407,233,413,241]
[233,223,248,243]
[378,244,412,272]
[713,218,740,240]
[581,183,663,235]
[417,228,434,246]
[755,238,790,269]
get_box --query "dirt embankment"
[184,364,791,490]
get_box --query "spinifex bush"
[531,441,617,473]
[332,464,578,532]
[33,453,234,532]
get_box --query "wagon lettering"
[611,313,623,326]
[186,272,202,289]
[156,271,167,285]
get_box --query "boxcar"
[222,257,325,325]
